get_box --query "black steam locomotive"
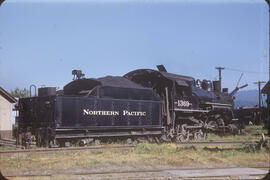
[124,66,247,141]
[18,66,245,147]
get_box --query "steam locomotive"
[124,65,248,141]
[18,66,246,147]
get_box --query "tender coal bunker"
[97,76,146,89]
[64,78,101,96]
[99,86,160,101]
[63,76,160,101]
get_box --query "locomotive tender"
[18,66,242,147]
[18,76,163,147]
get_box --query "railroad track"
[0,138,16,146]
[0,144,135,154]
[176,140,257,146]
[0,140,263,154]
[3,166,269,179]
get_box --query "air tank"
[38,87,56,97]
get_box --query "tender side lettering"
[83,109,146,116]
[123,110,146,116]
[83,109,119,116]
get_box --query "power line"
[225,67,268,74]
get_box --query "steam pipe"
[30,84,37,97]
[229,84,248,97]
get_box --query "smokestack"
[215,67,225,90]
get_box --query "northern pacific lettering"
[83,109,146,116]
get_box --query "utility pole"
[267,0,270,79]
[254,81,266,108]
[265,0,270,136]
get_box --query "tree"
[10,88,30,98]
[0,0,5,6]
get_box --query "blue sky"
[0,0,269,92]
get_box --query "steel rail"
[0,139,16,146]
[0,143,14,146]
[0,138,16,142]
[176,140,257,146]
[0,144,135,154]
[0,140,265,154]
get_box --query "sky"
[0,0,269,93]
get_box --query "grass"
[0,145,16,151]
[0,125,269,177]
[0,143,269,176]
[205,125,269,141]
